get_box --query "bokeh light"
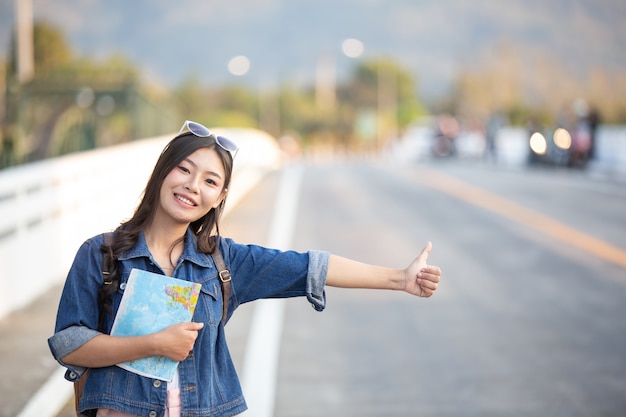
[341,38,364,58]
[553,128,572,150]
[529,132,547,155]
[228,55,250,76]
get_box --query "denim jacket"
[48,230,328,417]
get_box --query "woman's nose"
[184,178,200,193]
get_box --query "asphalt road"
[226,159,626,417]
[18,157,626,417]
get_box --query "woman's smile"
[174,193,197,207]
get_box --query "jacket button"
[153,380,161,388]
[149,412,157,417]
[120,282,126,290]
[69,372,77,379]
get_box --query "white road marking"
[15,367,73,417]
[240,164,304,417]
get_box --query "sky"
[1,0,625,99]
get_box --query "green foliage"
[6,20,73,79]
[339,58,426,142]
[198,110,257,129]
[172,58,428,150]
[173,81,258,128]
[32,21,73,75]
[4,20,431,163]
[1,21,175,168]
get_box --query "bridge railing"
[0,128,283,320]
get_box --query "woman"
[49,121,442,417]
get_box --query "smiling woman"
[47,120,441,417]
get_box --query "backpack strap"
[75,232,116,414]
[210,240,231,324]
[99,232,115,330]
[102,232,115,281]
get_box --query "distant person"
[570,99,596,165]
[485,110,506,163]
[586,107,600,160]
[432,114,459,157]
[48,120,442,417]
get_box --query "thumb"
[186,321,204,330]
[417,241,432,264]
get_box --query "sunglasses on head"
[177,120,239,159]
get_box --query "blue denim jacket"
[48,230,328,417]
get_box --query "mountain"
[1,0,625,100]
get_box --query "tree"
[339,58,426,146]
[7,21,73,80]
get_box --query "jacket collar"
[118,228,213,268]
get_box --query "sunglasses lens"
[179,120,239,159]
[187,121,211,137]
[216,136,238,153]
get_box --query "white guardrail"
[0,128,283,320]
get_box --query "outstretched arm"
[325,242,441,298]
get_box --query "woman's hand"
[154,322,204,361]
[403,242,441,297]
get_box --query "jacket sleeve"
[48,325,101,381]
[222,238,329,312]
[47,235,106,381]
[306,250,329,311]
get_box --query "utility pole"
[377,64,397,146]
[15,0,34,82]
[315,54,336,110]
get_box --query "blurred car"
[528,128,570,165]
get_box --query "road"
[36,157,626,416]
[225,158,626,416]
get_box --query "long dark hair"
[98,132,234,314]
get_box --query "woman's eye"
[178,165,190,173]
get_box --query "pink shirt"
[96,373,181,417]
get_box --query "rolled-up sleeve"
[306,250,329,311]
[48,325,101,381]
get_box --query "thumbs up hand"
[404,242,441,298]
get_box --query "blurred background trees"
[2,21,177,168]
[2,19,625,169]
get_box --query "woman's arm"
[325,242,441,297]
[61,322,204,368]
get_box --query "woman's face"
[157,147,227,225]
